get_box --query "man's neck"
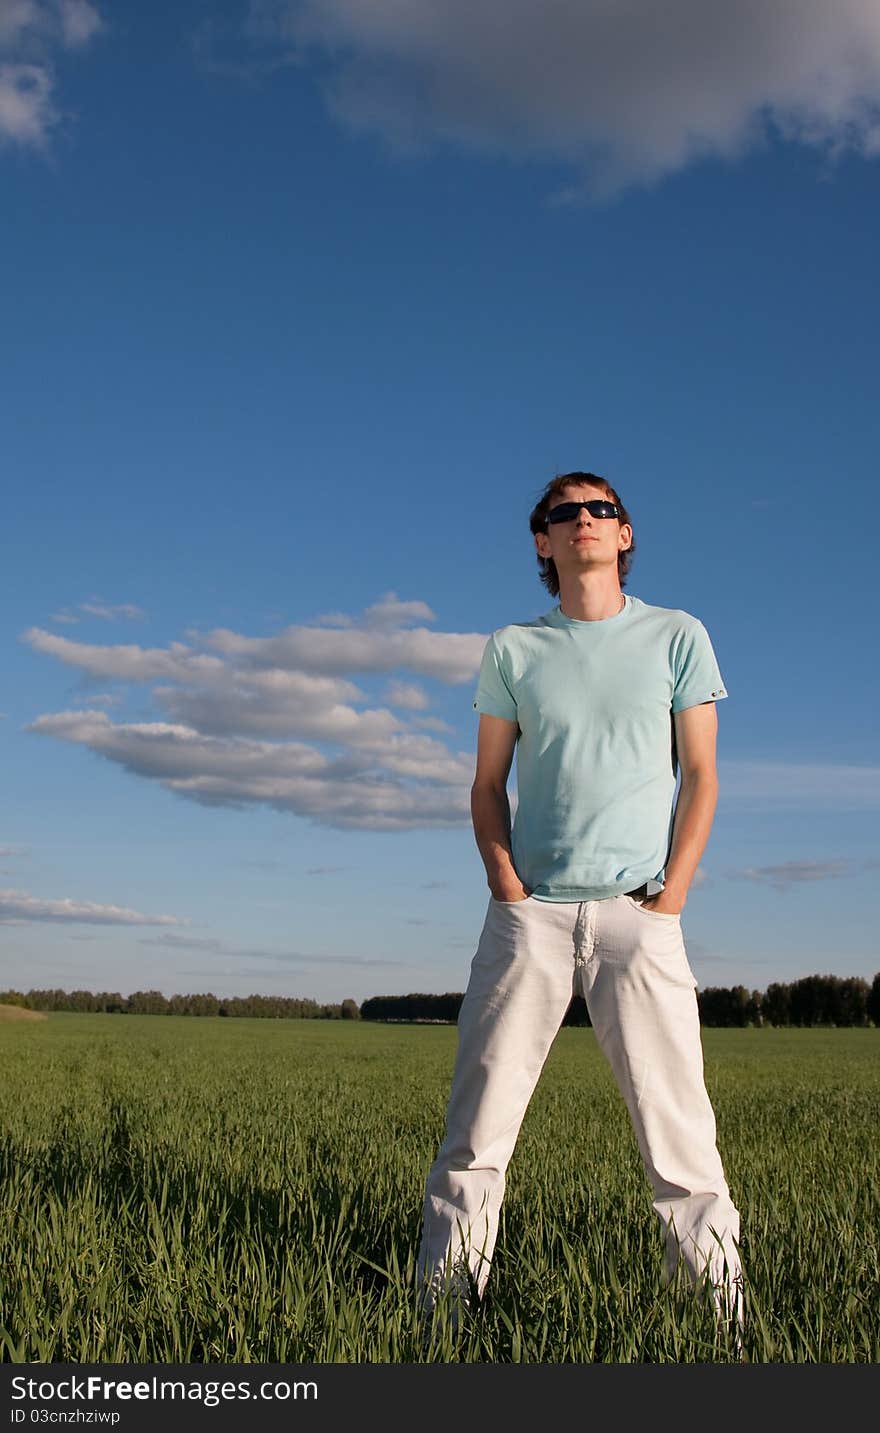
[557,580,626,622]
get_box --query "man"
[416,470,743,1343]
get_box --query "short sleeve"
[671,620,729,713]
[473,633,518,721]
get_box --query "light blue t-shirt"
[473,594,728,901]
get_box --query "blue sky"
[2,1,879,1004]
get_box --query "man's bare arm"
[649,701,720,914]
[471,713,531,901]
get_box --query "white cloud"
[0,0,103,147]
[0,2,44,46]
[79,600,146,621]
[49,600,145,624]
[58,0,101,48]
[25,593,485,683]
[385,679,430,711]
[152,668,391,739]
[0,886,181,925]
[361,591,436,628]
[413,715,454,733]
[70,690,120,707]
[25,708,473,830]
[729,859,855,891]
[309,610,356,628]
[0,0,101,47]
[23,594,484,830]
[202,623,483,683]
[0,61,54,144]
[22,628,227,681]
[254,0,880,194]
[303,593,436,630]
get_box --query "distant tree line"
[696,974,879,1027]
[2,973,879,1026]
[0,989,362,1020]
[361,972,880,1028]
[358,993,595,1025]
[360,992,465,1023]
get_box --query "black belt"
[624,883,649,900]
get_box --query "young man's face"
[534,483,633,579]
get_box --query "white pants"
[417,892,742,1323]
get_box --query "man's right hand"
[490,881,532,903]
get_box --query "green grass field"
[1,1015,877,1363]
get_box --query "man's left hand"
[642,890,686,916]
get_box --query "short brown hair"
[529,471,635,597]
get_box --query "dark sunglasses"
[546,499,621,526]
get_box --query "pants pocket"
[625,895,681,921]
